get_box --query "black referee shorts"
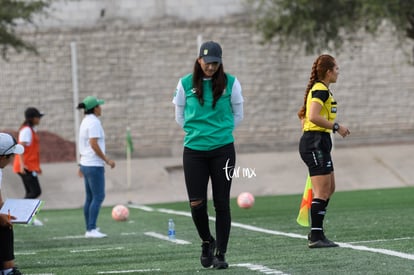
[299,131,334,176]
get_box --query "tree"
[0,0,50,59]
[408,12,414,40]
[247,0,414,55]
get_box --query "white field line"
[70,247,124,253]
[52,232,139,240]
[233,223,414,261]
[144,231,191,244]
[51,235,86,240]
[158,208,192,217]
[348,237,414,244]
[128,204,155,212]
[121,232,138,236]
[232,263,289,275]
[15,251,37,255]
[231,221,306,240]
[336,242,414,260]
[98,264,285,275]
[132,204,414,261]
[97,269,161,274]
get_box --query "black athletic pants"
[0,226,14,268]
[183,143,235,254]
[19,169,41,199]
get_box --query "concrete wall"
[0,0,413,158]
[39,0,246,28]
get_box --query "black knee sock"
[310,198,327,241]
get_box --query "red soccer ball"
[237,192,255,209]
[112,205,129,221]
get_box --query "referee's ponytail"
[298,55,336,120]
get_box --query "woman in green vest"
[173,41,244,269]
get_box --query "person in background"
[77,96,115,238]
[172,41,244,269]
[298,54,350,248]
[0,133,25,275]
[13,107,44,226]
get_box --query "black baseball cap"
[199,41,222,64]
[25,107,44,119]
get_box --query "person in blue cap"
[77,96,115,238]
[173,41,244,269]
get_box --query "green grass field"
[13,187,414,274]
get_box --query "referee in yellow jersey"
[298,54,350,248]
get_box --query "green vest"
[181,73,236,151]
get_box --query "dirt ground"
[2,130,76,163]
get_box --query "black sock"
[310,198,327,241]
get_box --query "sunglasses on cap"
[1,136,18,158]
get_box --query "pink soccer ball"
[237,192,255,209]
[112,205,129,221]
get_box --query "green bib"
[181,73,236,151]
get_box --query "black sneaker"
[308,238,339,248]
[5,267,22,275]
[200,238,216,268]
[308,231,328,241]
[213,253,229,269]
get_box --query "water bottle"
[168,218,176,240]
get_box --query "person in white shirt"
[0,133,24,275]
[77,96,115,238]
[13,107,44,226]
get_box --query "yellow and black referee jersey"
[302,82,337,132]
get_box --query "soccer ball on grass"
[112,204,129,221]
[237,192,255,209]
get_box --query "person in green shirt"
[173,41,244,269]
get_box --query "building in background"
[0,0,413,158]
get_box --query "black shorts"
[299,131,334,176]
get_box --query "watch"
[333,122,340,133]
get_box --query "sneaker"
[308,238,339,248]
[200,238,216,268]
[85,229,107,238]
[32,218,43,226]
[213,253,229,269]
[5,267,22,275]
[308,231,327,241]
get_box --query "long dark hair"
[20,118,35,129]
[297,54,336,120]
[77,103,95,114]
[192,60,227,108]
